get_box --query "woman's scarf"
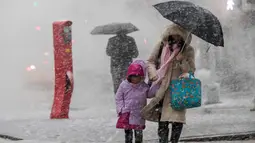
[154,44,180,84]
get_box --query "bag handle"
[179,71,195,79]
[189,71,195,78]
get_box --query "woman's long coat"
[141,24,196,123]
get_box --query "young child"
[115,60,158,143]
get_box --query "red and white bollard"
[50,20,74,119]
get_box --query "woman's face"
[165,35,185,52]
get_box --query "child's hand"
[150,75,158,81]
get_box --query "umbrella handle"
[179,31,192,55]
[206,44,211,53]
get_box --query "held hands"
[150,75,159,82]
[150,96,161,105]
[150,71,164,84]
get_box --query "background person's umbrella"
[90,22,139,35]
[154,1,224,47]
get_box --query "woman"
[141,24,195,143]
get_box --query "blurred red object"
[50,20,74,119]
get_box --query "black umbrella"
[91,22,139,35]
[154,1,224,47]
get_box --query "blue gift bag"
[170,73,201,110]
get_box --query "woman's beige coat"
[141,24,196,123]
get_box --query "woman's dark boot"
[158,121,169,143]
[170,122,183,143]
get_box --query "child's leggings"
[125,129,143,143]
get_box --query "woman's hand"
[179,72,189,78]
[150,96,161,105]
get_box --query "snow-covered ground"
[0,90,254,143]
[0,139,59,143]
[188,141,255,143]
[1,138,255,143]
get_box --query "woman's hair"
[161,24,192,46]
[167,35,186,53]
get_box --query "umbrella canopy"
[154,1,224,47]
[91,22,139,35]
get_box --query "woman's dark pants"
[158,112,183,143]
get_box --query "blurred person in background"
[106,31,139,94]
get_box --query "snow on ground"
[0,139,59,143]
[1,138,255,143]
[188,141,255,143]
[0,90,254,143]
[0,140,60,143]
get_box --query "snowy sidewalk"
[186,141,255,143]
[0,106,254,143]
[1,138,254,143]
[0,92,254,143]
[0,139,60,143]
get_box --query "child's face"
[130,76,142,84]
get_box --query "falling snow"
[0,0,255,143]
